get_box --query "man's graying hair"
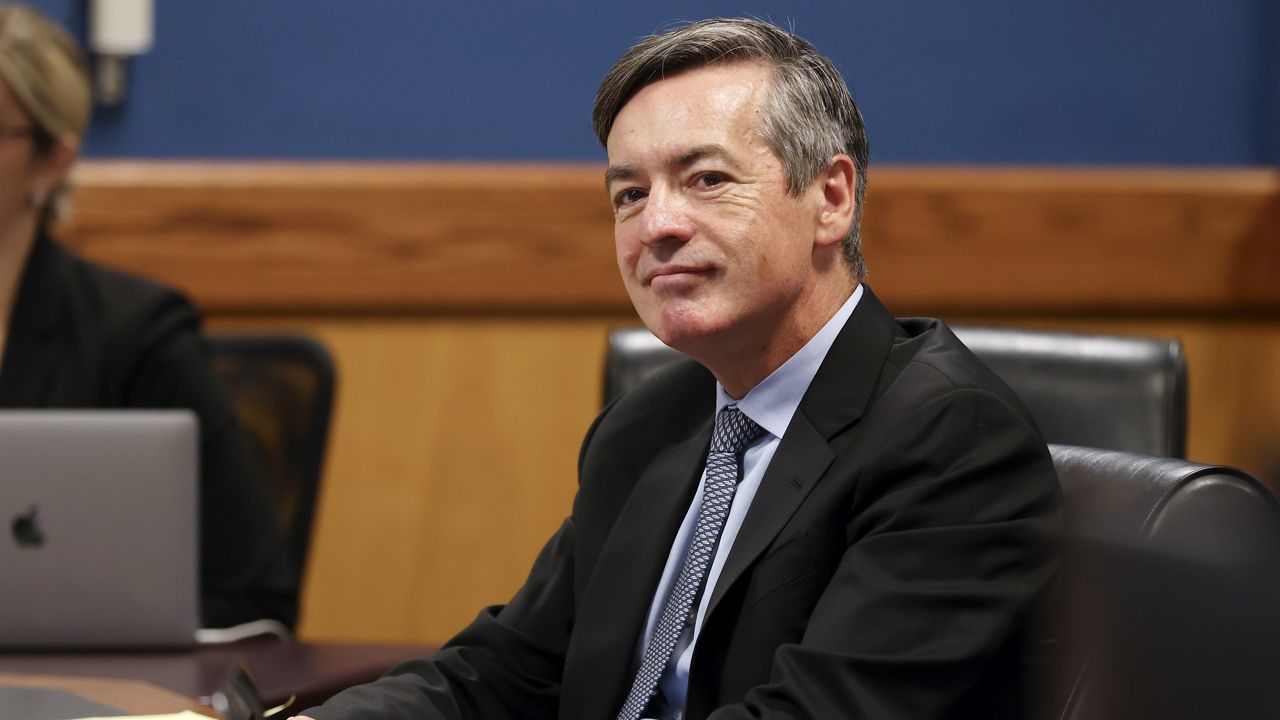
[592,18,869,279]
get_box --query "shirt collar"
[716,283,864,439]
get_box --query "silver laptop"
[0,410,199,648]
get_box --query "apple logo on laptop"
[11,505,45,548]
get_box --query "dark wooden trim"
[61,162,1280,314]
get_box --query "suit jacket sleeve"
[705,386,1060,719]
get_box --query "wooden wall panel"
[63,163,625,313]
[864,168,1280,314]
[207,316,622,643]
[62,163,1280,314]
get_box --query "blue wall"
[29,1,1280,164]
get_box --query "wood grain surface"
[0,673,214,716]
[60,162,1280,314]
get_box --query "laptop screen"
[0,410,199,648]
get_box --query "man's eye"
[615,188,647,207]
[696,172,726,188]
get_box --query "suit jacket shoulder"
[1,233,199,406]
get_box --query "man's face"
[605,62,826,359]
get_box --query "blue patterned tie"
[617,405,766,720]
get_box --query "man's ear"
[32,134,80,200]
[814,154,856,248]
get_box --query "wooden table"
[0,672,215,716]
[0,638,434,713]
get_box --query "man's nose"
[639,187,695,246]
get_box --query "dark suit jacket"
[310,286,1060,719]
[0,232,297,628]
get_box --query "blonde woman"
[0,4,296,630]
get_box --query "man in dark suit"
[300,17,1059,720]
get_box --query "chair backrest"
[208,333,336,587]
[603,328,682,406]
[604,325,1188,457]
[1044,444,1280,720]
[952,327,1186,457]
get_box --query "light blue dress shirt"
[636,284,864,720]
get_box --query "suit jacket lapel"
[561,414,713,720]
[705,286,900,618]
[705,413,832,616]
[0,233,65,406]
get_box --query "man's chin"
[646,315,729,358]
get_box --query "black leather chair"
[1044,444,1280,720]
[953,327,1186,458]
[208,333,336,590]
[603,326,1188,456]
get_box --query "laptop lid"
[0,410,199,648]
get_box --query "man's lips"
[644,264,714,286]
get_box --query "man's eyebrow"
[675,144,732,168]
[604,145,735,189]
[604,164,639,188]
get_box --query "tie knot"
[710,406,766,454]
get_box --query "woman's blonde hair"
[0,4,90,221]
